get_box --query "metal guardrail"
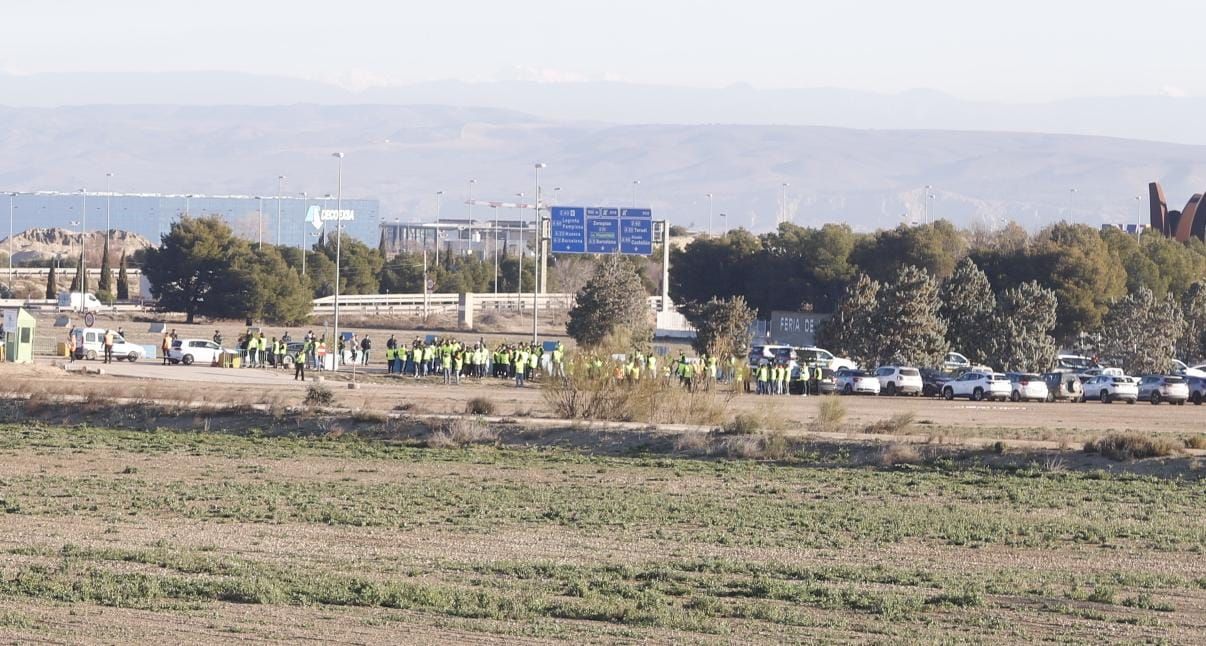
[2,267,143,278]
[311,293,665,316]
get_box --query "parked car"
[1137,375,1189,405]
[1006,372,1049,402]
[1178,362,1206,378]
[1080,375,1138,404]
[920,368,953,397]
[874,366,923,396]
[71,327,145,362]
[816,368,838,395]
[943,352,971,372]
[942,371,1011,402]
[1079,367,1124,380]
[1187,376,1206,405]
[1042,371,1082,402]
[796,347,857,371]
[1055,354,1098,373]
[168,339,227,366]
[835,369,880,395]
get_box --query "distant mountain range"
[1,102,1205,233]
[3,71,1206,145]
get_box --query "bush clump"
[878,443,922,466]
[1085,433,1180,461]
[813,397,847,433]
[466,397,497,416]
[303,384,335,407]
[722,413,762,435]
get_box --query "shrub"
[1085,433,1180,461]
[426,418,499,448]
[304,384,336,407]
[466,397,496,416]
[722,413,761,435]
[352,410,389,423]
[878,443,921,466]
[1184,435,1206,450]
[673,432,710,455]
[813,397,847,433]
[864,411,917,435]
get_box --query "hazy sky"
[4,0,1203,102]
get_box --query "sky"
[2,0,1204,102]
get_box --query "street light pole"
[514,192,524,308]
[434,190,443,267]
[467,179,476,256]
[533,162,546,344]
[299,191,308,254]
[332,152,345,372]
[780,182,790,225]
[78,188,87,294]
[632,180,639,207]
[7,192,14,281]
[706,193,713,234]
[493,206,501,295]
[105,172,113,248]
[277,175,286,246]
[924,185,932,224]
[1135,195,1143,242]
[256,197,264,249]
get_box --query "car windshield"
[1112,377,1133,384]
[1163,377,1185,384]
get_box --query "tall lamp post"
[514,192,524,307]
[780,182,790,225]
[276,175,286,246]
[533,162,546,344]
[706,193,713,234]
[924,185,932,224]
[7,192,15,281]
[299,191,308,254]
[467,178,476,255]
[78,188,87,294]
[332,152,345,372]
[631,180,640,207]
[434,190,444,267]
[255,197,264,249]
[492,205,501,295]
[1135,195,1143,242]
[105,172,113,249]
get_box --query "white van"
[57,292,104,313]
[72,327,145,362]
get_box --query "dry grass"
[864,411,917,435]
[673,432,710,455]
[813,397,847,433]
[1085,433,1181,461]
[543,364,727,426]
[878,443,922,466]
[426,417,500,448]
[1184,435,1206,450]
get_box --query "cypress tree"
[116,250,130,300]
[45,264,57,299]
[98,241,113,297]
[69,262,80,292]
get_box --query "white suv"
[1006,373,1049,402]
[942,371,1011,402]
[168,339,226,366]
[1080,375,1138,404]
[874,366,923,396]
[1137,375,1189,405]
[797,347,857,371]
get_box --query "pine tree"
[377,228,388,257]
[940,257,996,364]
[1100,288,1185,375]
[69,263,80,292]
[98,240,113,298]
[682,296,757,358]
[78,250,87,294]
[816,273,881,368]
[875,265,948,367]
[566,257,652,349]
[986,281,1058,372]
[1180,281,1206,361]
[45,264,57,299]
[116,250,130,300]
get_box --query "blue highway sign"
[550,205,654,255]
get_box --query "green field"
[0,422,1203,643]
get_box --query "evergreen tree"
[97,241,113,298]
[874,265,948,367]
[986,281,1058,372]
[566,257,651,349]
[1179,281,1206,361]
[68,261,80,292]
[78,250,87,294]
[816,273,881,368]
[681,296,757,358]
[45,264,57,299]
[378,228,388,257]
[940,257,997,364]
[1099,287,1185,375]
[116,251,130,300]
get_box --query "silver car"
[1137,375,1189,405]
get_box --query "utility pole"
[533,162,546,344]
[276,175,286,245]
[332,152,344,372]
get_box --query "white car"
[798,347,857,371]
[874,366,923,396]
[1055,354,1098,373]
[942,371,1011,402]
[168,339,226,366]
[835,369,880,395]
[943,352,971,372]
[1187,376,1206,405]
[1172,360,1206,378]
[1137,375,1189,405]
[71,327,145,362]
[1006,373,1049,402]
[1080,375,1138,404]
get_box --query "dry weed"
[813,397,847,433]
[1085,433,1180,461]
[878,443,922,466]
